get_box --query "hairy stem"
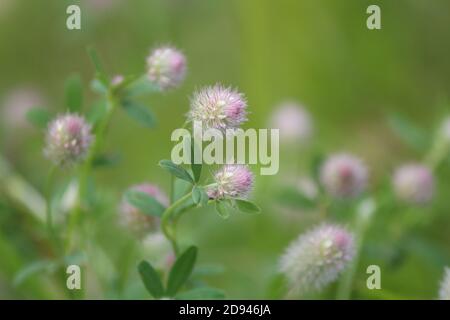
[161,191,193,256]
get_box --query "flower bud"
[208,165,253,200]
[146,46,186,90]
[392,164,434,205]
[320,153,368,198]
[439,267,450,300]
[120,183,169,236]
[279,224,355,293]
[189,84,247,131]
[270,101,313,144]
[44,114,93,167]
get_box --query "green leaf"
[65,74,83,112]
[215,201,231,219]
[138,260,164,299]
[175,287,225,300]
[92,153,122,168]
[159,160,194,184]
[388,114,429,151]
[192,186,209,207]
[125,190,166,217]
[13,260,58,287]
[166,246,198,297]
[276,187,317,209]
[121,100,156,128]
[191,142,202,183]
[235,199,261,214]
[90,79,108,94]
[86,46,109,86]
[123,77,158,97]
[192,186,202,205]
[26,108,52,129]
[199,189,209,207]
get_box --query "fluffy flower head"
[44,114,93,167]
[147,46,186,90]
[320,153,368,198]
[393,164,434,205]
[270,101,313,143]
[189,84,247,131]
[279,224,355,293]
[208,165,253,200]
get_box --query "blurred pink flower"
[147,46,187,91]
[320,153,368,199]
[393,164,434,205]
[2,87,45,129]
[120,183,169,236]
[270,101,313,144]
[44,114,93,167]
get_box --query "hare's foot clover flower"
[270,101,313,144]
[439,267,450,300]
[320,153,368,199]
[392,164,434,205]
[207,165,254,200]
[279,224,355,294]
[120,183,169,236]
[189,84,247,132]
[44,114,93,167]
[147,46,186,91]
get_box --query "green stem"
[161,191,193,256]
[45,167,60,252]
[66,91,117,254]
[336,198,376,300]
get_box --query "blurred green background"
[1,0,450,299]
